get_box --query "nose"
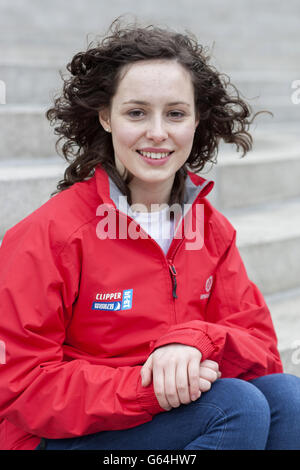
[145,116,168,142]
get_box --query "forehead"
[113,59,194,102]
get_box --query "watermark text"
[95,197,204,250]
[0,340,6,364]
[291,339,300,365]
[291,80,300,104]
[0,80,6,104]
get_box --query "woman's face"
[99,59,199,194]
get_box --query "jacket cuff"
[148,329,216,362]
[136,375,165,416]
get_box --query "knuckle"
[189,372,199,383]
[205,370,217,381]
[212,370,218,381]
[154,386,165,397]
[190,382,199,393]
[167,390,177,400]
[199,378,211,391]
[176,383,187,393]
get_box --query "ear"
[98,108,111,132]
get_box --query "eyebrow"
[122,99,191,107]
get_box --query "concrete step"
[221,197,300,296]
[266,287,300,352]
[0,105,57,159]
[1,58,299,106]
[0,158,66,240]
[206,141,300,211]
[1,0,300,72]
[280,348,300,377]
[266,288,300,377]
[252,101,300,123]
[228,70,300,105]
[204,123,300,210]
[0,62,64,105]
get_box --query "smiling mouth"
[136,150,174,160]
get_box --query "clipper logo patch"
[92,289,133,311]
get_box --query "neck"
[129,176,174,212]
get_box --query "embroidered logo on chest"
[200,275,213,300]
[92,289,133,311]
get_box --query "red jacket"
[0,165,283,450]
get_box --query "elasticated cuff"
[136,375,165,416]
[148,329,216,362]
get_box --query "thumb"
[141,355,153,387]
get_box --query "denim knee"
[216,377,271,419]
[249,373,300,449]
[203,377,271,448]
[199,378,271,450]
[251,373,300,418]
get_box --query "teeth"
[139,151,171,159]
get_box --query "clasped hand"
[140,343,220,411]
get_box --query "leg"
[250,373,300,450]
[39,378,270,450]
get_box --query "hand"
[141,345,220,411]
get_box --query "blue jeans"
[36,373,300,450]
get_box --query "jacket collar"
[94,164,214,213]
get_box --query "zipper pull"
[168,262,178,299]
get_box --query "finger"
[199,377,212,392]
[200,360,220,373]
[175,362,191,405]
[188,358,202,401]
[164,362,181,408]
[199,366,218,383]
[141,356,153,387]
[153,364,172,411]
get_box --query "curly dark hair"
[46,17,266,205]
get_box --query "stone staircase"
[0,0,300,376]
[207,128,300,377]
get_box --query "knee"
[193,378,271,448]
[211,378,271,425]
[252,373,300,417]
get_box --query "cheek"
[112,123,140,152]
[176,125,196,149]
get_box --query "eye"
[128,109,145,118]
[168,110,185,119]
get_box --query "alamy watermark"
[291,339,300,365]
[0,340,6,364]
[291,80,300,104]
[0,80,6,104]
[95,197,205,250]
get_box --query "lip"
[138,147,173,153]
[136,150,174,166]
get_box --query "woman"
[0,19,299,450]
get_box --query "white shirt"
[131,206,175,254]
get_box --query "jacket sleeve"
[0,217,163,439]
[148,218,283,381]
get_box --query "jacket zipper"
[115,209,184,301]
[168,262,178,299]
